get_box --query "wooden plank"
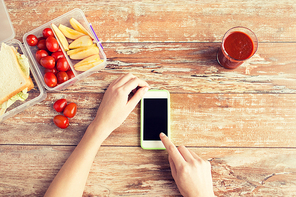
[0,145,295,196]
[4,43,295,94]
[1,93,296,148]
[6,0,296,42]
[52,42,296,94]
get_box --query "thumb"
[127,86,149,110]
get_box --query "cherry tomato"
[37,39,47,50]
[44,72,57,87]
[35,50,48,63]
[26,34,38,46]
[56,71,69,84]
[51,51,65,61]
[56,57,70,71]
[44,67,58,75]
[63,103,77,118]
[46,36,59,52]
[40,56,55,69]
[43,28,54,38]
[53,99,67,112]
[53,115,69,129]
[66,70,75,79]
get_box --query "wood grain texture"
[51,42,296,94]
[1,146,296,196]
[2,0,296,196]
[5,0,296,42]
[1,93,296,148]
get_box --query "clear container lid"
[0,0,46,122]
[0,1,106,122]
[0,0,15,43]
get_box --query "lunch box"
[0,0,107,122]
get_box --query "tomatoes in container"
[35,50,49,63]
[42,28,54,38]
[26,34,38,46]
[53,115,69,129]
[46,36,59,52]
[57,71,69,84]
[40,56,55,69]
[44,67,58,75]
[67,70,75,79]
[44,72,57,87]
[53,99,67,112]
[56,57,70,71]
[51,51,65,61]
[37,39,46,50]
[63,103,77,118]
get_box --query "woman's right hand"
[160,133,215,197]
[88,73,150,144]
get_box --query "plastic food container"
[0,0,106,122]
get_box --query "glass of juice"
[217,27,258,69]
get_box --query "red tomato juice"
[217,31,254,69]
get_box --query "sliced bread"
[0,43,34,105]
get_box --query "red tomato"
[44,72,57,87]
[43,28,54,38]
[44,67,58,75]
[40,56,55,69]
[26,34,38,46]
[63,103,77,118]
[56,57,70,71]
[35,50,48,63]
[51,51,65,61]
[53,99,67,112]
[37,39,47,50]
[46,36,59,52]
[57,71,69,84]
[53,115,69,129]
[66,70,75,79]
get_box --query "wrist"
[85,118,112,145]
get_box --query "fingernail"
[144,87,149,92]
[160,132,166,137]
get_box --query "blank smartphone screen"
[143,98,168,140]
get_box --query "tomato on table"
[63,103,77,118]
[44,72,57,87]
[53,115,69,129]
[26,34,38,46]
[53,99,67,112]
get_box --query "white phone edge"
[141,89,170,150]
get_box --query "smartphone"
[141,89,170,150]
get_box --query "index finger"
[112,73,136,88]
[160,133,185,168]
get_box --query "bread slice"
[0,43,34,105]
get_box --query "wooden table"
[1,0,296,196]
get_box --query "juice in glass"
[217,27,258,69]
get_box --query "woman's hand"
[160,133,215,197]
[89,73,150,144]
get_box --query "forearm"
[44,123,103,197]
[44,73,149,197]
